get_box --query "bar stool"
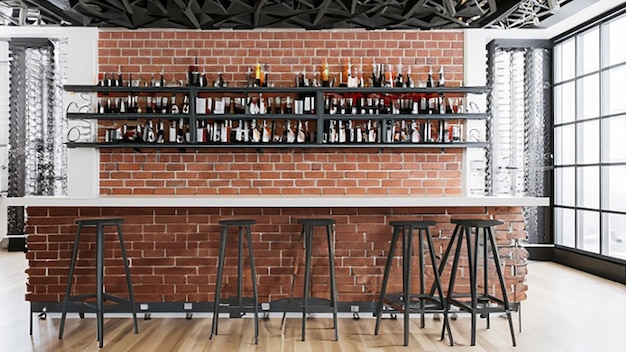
[374,220,453,346]
[439,219,516,347]
[294,218,338,341]
[58,218,138,348]
[210,219,259,344]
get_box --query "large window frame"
[553,8,626,261]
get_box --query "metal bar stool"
[374,220,453,346]
[210,219,259,344]
[58,218,138,348]
[439,219,516,347]
[294,218,338,341]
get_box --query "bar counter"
[7,195,549,312]
[2,195,549,207]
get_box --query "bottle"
[169,120,177,143]
[426,67,434,88]
[437,66,445,87]
[159,67,165,87]
[176,118,185,143]
[254,63,262,87]
[181,95,190,114]
[170,95,179,114]
[117,72,123,87]
[156,120,165,143]
[321,60,330,87]
[188,57,199,86]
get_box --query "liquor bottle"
[117,72,123,87]
[196,120,204,143]
[188,57,199,86]
[150,73,157,87]
[437,66,445,87]
[156,120,165,143]
[181,95,190,114]
[169,120,177,143]
[426,67,434,88]
[170,95,179,114]
[143,120,155,142]
[214,72,225,88]
[128,73,133,87]
[254,63,262,87]
[263,64,269,87]
[161,96,169,114]
[406,66,414,88]
[176,118,185,143]
[395,64,403,88]
[104,72,112,87]
[321,60,330,87]
[159,67,165,88]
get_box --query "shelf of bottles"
[64,62,489,149]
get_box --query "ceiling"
[0,0,569,30]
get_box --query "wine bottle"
[159,67,165,87]
[170,95,179,114]
[176,118,185,143]
[322,60,330,87]
[156,120,165,143]
[426,67,434,88]
[255,63,262,87]
[117,72,123,87]
[181,95,190,114]
[437,66,445,87]
[169,120,177,143]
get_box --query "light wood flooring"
[1,249,626,352]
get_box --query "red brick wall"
[25,206,528,304]
[98,30,464,87]
[99,148,462,196]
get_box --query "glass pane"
[604,66,626,115]
[556,207,575,247]
[602,165,626,212]
[605,15,626,67]
[555,125,575,165]
[555,166,575,206]
[555,81,575,124]
[577,119,599,164]
[578,28,599,74]
[606,213,626,260]
[577,166,599,209]
[579,210,600,253]
[578,75,600,120]
[561,38,576,81]
[601,115,626,163]
[554,44,563,83]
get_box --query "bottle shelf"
[64,84,489,150]
[66,141,488,149]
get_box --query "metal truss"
[0,0,563,30]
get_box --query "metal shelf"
[66,142,489,149]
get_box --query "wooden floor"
[2,250,626,352]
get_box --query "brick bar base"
[25,206,528,304]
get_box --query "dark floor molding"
[528,245,626,285]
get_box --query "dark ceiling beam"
[146,0,168,15]
[312,0,332,26]
[120,0,134,15]
[173,0,201,28]
[253,0,267,27]
[402,0,427,18]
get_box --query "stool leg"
[302,225,313,341]
[481,227,491,330]
[467,226,478,347]
[116,223,138,334]
[245,225,259,345]
[487,226,517,347]
[425,228,454,346]
[404,226,414,347]
[210,225,228,340]
[417,227,426,329]
[326,223,338,341]
[96,224,105,348]
[430,224,461,297]
[374,225,400,335]
[59,222,83,339]
[237,226,244,317]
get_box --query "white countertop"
[0,195,550,207]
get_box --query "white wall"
[0,26,98,239]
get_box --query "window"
[554,12,626,259]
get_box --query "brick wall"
[25,206,528,304]
[98,30,464,87]
[99,147,462,196]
